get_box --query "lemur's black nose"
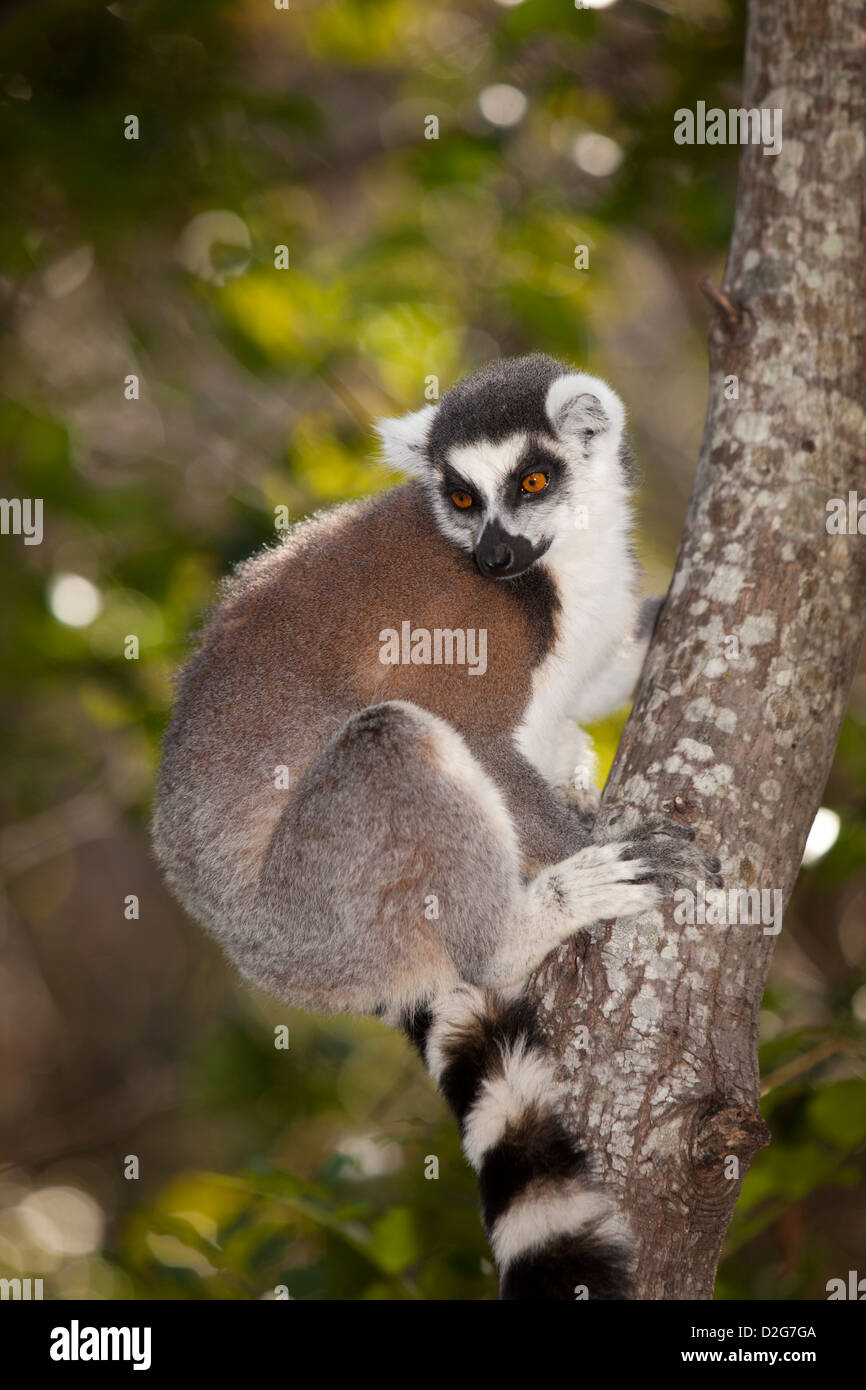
[475,519,548,579]
[475,539,515,577]
[488,543,513,571]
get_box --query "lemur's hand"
[539,843,663,932]
[588,804,724,898]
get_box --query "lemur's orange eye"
[451,490,474,509]
[521,471,548,494]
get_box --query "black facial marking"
[428,353,565,458]
[440,462,480,510]
[474,516,551,579]
[507,443,566,508]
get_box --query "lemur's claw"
[612,820,724,901]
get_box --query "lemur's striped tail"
[402,985,634,1300]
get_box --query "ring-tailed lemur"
[153,354,721,1300]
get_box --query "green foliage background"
[0,0,864,1300]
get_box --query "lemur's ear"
[375,403,438,477]
[545,373,625,453]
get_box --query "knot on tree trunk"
[692,1099,770,1169]
[685,1098,770,1231]
[700,276,756,347]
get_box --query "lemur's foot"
[546,842,663,928]
[588,804,723,897]
[485,843,662,989]
[622,830,723,897]
[487,813,724,992]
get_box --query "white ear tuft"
[374,403,438,476]
[545,373,625,451]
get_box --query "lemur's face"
[433,433,568,579]
[376,354,628,581]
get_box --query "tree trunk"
[530,0,866,1300]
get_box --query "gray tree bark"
[530,0,866,1300]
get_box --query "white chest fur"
[514,489,640,788]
